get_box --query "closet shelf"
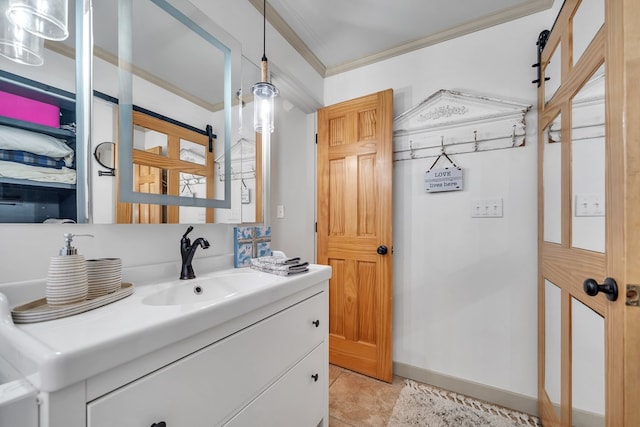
[0,177,76,190]
[0,116,75,140]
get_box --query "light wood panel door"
[317,89,394,382]
[537,1,640,426]
[134,146,163,223]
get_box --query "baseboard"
[392,362,538,416]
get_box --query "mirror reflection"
[106,0,237,216]
[543,113,562,244]
[0,0,77,223]
[571,297,605,426]
[544,279,562,419]
[94,142,115,171]
[571,65,605,253]
[0,0,266,224]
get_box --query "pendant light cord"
[262,0,267,62]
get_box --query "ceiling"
[250,0,554,77]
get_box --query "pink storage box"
[0,91,60,128]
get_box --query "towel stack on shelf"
[250,255,309,276]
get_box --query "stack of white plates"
[46,255,89,306]
[86,258,122,299]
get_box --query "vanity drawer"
[87,291,326,427]
[224,343,326,427]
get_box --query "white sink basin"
[141,271,280,306]
[0,262,332,392]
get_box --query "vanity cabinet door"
[224,343,326,427]
[86,292,326,427]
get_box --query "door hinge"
[315,133,318,144]
[626,284,640,306]
[315,222,317,233]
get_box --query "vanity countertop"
[0,264,331,392]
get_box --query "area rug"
[387,380,540,427]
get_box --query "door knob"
[311,373,319,382]
[312,319,320,327]
[583,277,619,301]
[377,245,388,255]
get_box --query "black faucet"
[180,226,210,280]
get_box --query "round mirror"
[94,141,115,170]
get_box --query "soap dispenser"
[45,233,93,306]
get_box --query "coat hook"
[511,124,517,147]
[409,140,415,159]
[440,136,445,153]
[473,131,478,152]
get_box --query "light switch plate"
[276,205,285,219]
[575,194,605,217]
[471,198,503,218]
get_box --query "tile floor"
[329,365,406,426]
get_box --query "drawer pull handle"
[311,373,319,382]
[312,319,320,327]
[151,423,166,427]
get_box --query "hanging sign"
[424,167,463,192]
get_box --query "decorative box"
[0,91,60,128]
[233,225,272,267]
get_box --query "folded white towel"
[250,256,309,276]
[253,255,301,265]
[250,264,309,276]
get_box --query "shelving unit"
[0,70,77,223]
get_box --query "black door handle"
[311,373,319,382]
[583,277,618,301]
[377,245,388,255]
[312,319,320,327]
[151,422,166,427]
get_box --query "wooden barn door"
[537,1,640,425]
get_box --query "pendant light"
[252,0,279,134]
[0,0,43,65]
[7,0,69,41]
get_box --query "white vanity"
[0,260,331,427]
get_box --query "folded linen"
[254,255,301,265]
[250,256,309,276]
[250,264,309,276]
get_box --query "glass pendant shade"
[7,0,69,41]
[0,7,44,65]
[253,0,278,134]
[252,81,278,134]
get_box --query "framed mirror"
[0,0,267,224]
[94,141,115,175]
[110,0,240,212]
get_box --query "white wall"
[269,98,317,263]
[315,8,563,400]
[0,223,233,284]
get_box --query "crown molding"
[255,0,553,78]
[249,0,326,77]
